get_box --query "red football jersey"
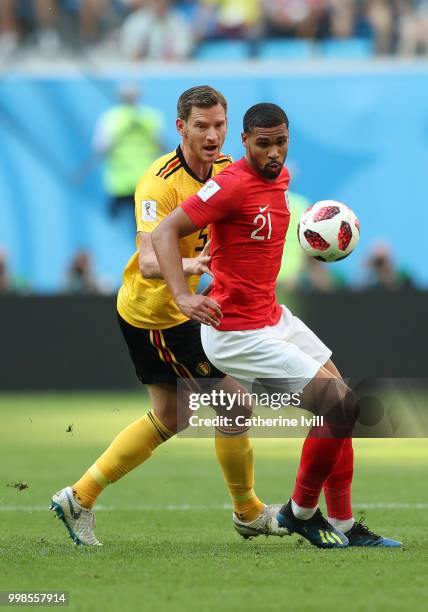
[181,157,291,331]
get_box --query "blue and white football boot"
[50,486,102,546]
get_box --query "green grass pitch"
[0,393,427,612]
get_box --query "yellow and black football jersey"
[117,146,232,329]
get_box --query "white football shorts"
[200,305,332,393]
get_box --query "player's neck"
[179,144,212,183]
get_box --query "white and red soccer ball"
[297,200,360,262]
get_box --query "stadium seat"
[195,40,250,60]
[258,39,314,60]
[320,38,374,59]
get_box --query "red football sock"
[324,437,354,520]
[292,427,346,509]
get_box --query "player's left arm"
[152,207,222,326]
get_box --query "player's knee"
[324,387,359,436]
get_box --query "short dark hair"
[243,103,289,133]
[177,85,228,122]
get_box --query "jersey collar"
[176,146,213,184]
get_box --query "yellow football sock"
[215,433,265,523]
[73,411,173,508]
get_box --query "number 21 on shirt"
[251,208,272,241]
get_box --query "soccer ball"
[297,200,360,262]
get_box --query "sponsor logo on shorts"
[196,361,211,376]
[197,180,221,202]
[142,200,157,221]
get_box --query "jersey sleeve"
[135,175,176,233]
[181,172,241,229]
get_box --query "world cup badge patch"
[197,180,221,202]
[142,200,157,221]
[196,362,211,377]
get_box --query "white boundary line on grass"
[0,502,427,512]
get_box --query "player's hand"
[199,239,211,258]
[193,255,212,276]
[192,240,212,276]
[176,293,222,326]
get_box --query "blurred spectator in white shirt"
[327,0,356,38]
[120,0,194,60]
[366,0,396,54]
[262,0,330,39]
[398,0,428,54]
[34,0,61,54]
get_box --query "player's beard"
[248,148,284,180]
[261,163,283,180]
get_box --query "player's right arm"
[135,175,211,280]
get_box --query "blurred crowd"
[277,240,415,293]
[1,0,428,61]
[0,241,417,295]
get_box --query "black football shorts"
[117,313,225,388]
